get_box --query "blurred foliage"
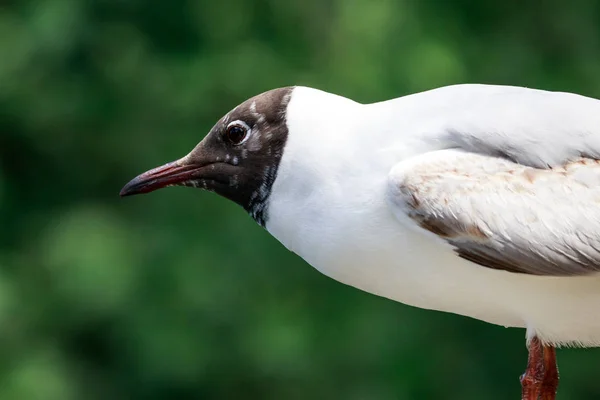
[2,0,600,399]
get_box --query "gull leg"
[521,336,544,400]
[539,345,559,400]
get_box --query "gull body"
[268,84,600,347]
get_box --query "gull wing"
[386,149,600,276]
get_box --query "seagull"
[120,84,600,400]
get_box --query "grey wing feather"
[386,149,600,276]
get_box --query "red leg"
[521,336,544,400]
[539,345,559,400]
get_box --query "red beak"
[120,161,201,197]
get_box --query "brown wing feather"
[387,149,600,276]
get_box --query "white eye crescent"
[225,120,251,145]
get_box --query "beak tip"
[119,187,132,197]
[119,176,144,197]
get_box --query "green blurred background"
[2,0,600,399]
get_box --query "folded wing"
[386,149,600,276]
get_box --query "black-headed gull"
[121,84,600,400]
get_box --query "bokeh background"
[3,0,600,399]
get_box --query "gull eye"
[225,123,249,145]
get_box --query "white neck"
[265,87,420,268]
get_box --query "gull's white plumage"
[267,84,600,347]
